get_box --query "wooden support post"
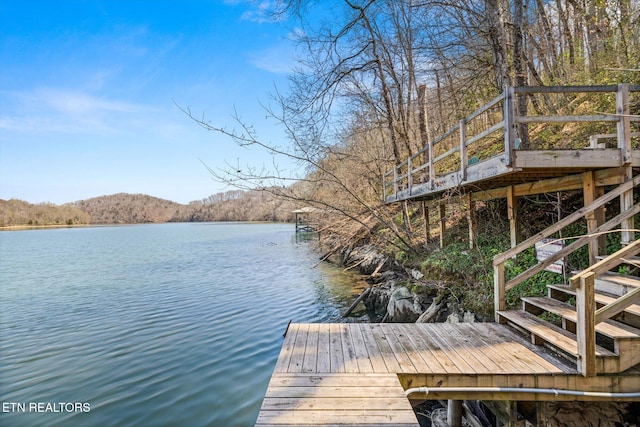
[439,203,446,249]
[617,84,634,245]
[466,193,476,249]
[485,401,522,427]
[422,201,430,243]
[506,186,521,248]
[447,400,462,427]
[403,201,412,235]
[583,171,605,264]
[575,272,596,377]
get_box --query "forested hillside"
[71,193,186,224]
[0,189,301,227]
[0,199,91,227]
[187,0,639,254]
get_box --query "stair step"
[547,284,640,328]
[596,271,640,296]
[522,296,640,340]
[497,310,616,358]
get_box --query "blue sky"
[0,0,301,204]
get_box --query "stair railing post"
[617,83,631,163]
[382,173,386,202]
[393,166,399,198]
[428,136,434,190]
[574,272,596,377]
[459,118,467,181]
[617,83,634,245]
[494,262,505,323]
[407,157,413,196]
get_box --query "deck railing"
[383,84,640,202]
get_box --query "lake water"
[0,223,366,426]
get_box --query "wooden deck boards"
[274,323,565,375]
[257,373,419,426]
[258,322,573,426]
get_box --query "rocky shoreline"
[341,244,479,324]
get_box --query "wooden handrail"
[494,175,640,265]
[595,287,640,324]
[569,240,640,325]
[503,202,640,292]
[494,176,639,320]
[573,239,640,281]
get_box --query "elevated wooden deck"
[383,84,639,204]
[258,323,640,426]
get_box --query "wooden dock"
[257,322,639,426]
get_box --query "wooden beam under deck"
[386,152,638,205]
[258,322,639,426]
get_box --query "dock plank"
[316,324,331,372]
[302,323,319,373]
[417,324,476,372]
[392,324,436,373]
[258,373,419,426]
[328,323,344,373]
[440,323,509,373]
[358,323,389,372]
[456,323,538,373]
[275,323,299,373]
[350,322,374,373]
[289,323,309,373]
[339,323,360,373]
[479,323,567,373]
[407,322,460,374]
[369,324,403,372]
[377,324,417,373]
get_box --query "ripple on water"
[0,223,362,426]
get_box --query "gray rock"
[387,286,421,322]
[411,269,424,280]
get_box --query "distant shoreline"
[0,224,95,231]
[0,221,288,231]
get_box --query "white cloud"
[41,89,141,114]
[239,0,287,23]
[248,43,294,74]
[0,88,159,136]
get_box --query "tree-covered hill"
[0,199,91,227]
[1,189,302,227]
[71,193,187,224]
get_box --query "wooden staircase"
[493,175,640,376]
[497,268,640,374]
